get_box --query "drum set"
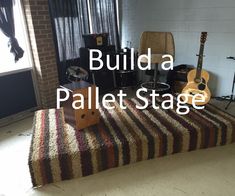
[66,66,88,82]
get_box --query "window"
[0,0,31,75]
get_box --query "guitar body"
[182,69,211,105]
[181,32,211,106]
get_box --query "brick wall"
[23,0,59,108]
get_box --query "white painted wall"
[120,0,235,96]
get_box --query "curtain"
[49,0,120,84]
[89,0,120,50]
[0,0,24,62]
[49,0,90,61]
[49,0,90,84]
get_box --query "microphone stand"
[225,57,235,110]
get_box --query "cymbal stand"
[225,57,235,110]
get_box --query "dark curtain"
[0,0,24,62]
[89,0,120,50]
[48,0,90,84]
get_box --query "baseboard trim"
[0,107,38,128]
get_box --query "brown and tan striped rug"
[28,97,235,187]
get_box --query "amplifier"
[79,46,116,93]
[83,33,109,48]
[167,64,193,93]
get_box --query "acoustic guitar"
[182,32,211,105]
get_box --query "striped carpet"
[28,97,235,187]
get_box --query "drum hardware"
[222,57,235,110]
[66,66,89,82]
[115,70,138,89]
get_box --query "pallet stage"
[28,97,235,187]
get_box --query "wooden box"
[61,81,100,130]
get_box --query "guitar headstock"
[200,32,208,44]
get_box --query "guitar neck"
[195,43,205,80]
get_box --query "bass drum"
[115,70,137,88]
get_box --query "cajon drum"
[61,81,100,130]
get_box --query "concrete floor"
[0,99,235,196]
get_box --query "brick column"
[23,0,59,108]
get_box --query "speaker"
[83,33,109,48]
[79,46,116,93]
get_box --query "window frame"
[0,0,41,107]
[0,0,33,77]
